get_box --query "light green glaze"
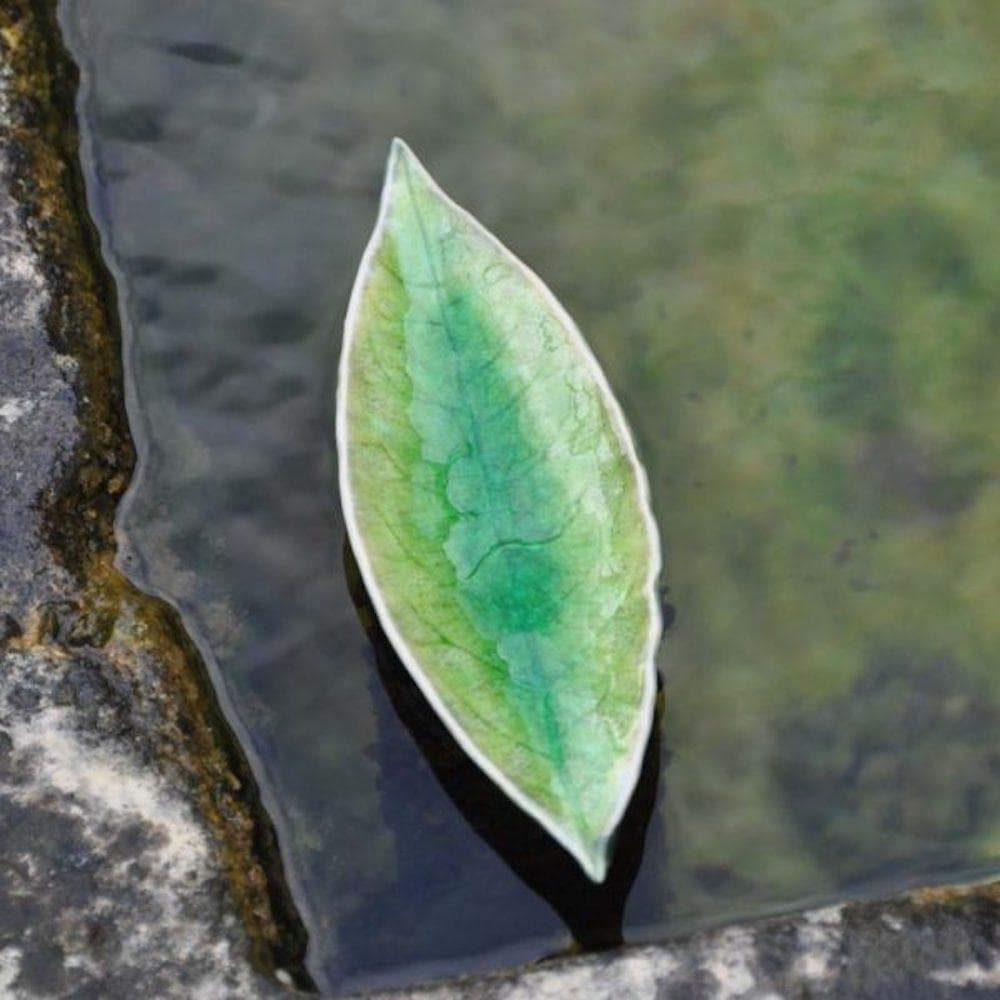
[337,139,660,881]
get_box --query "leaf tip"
[385,136,437,199]
[387,136,421,176]
[582,852,610,884]
[388,135,411,160]
[574,834,611,883]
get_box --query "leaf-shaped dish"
[337,139,661,881]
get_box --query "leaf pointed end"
[385,136,437,198]
[574,834,611,884]
[387,135,420,173]
[388,135,412,163]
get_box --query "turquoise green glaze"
[337,139,660,881]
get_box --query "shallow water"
[61,1,1000,993]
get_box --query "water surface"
[61,1,1000,993]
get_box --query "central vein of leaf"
[395,159,583,821]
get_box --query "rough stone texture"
[0,140,75,619]
[0,646,276,998]
[356,884,1000,1000]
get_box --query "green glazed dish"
[337,139,661,881]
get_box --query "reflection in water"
[344,543,664,953]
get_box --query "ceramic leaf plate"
[337,139,661,881]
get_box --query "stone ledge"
[0,644,285,998]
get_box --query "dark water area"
[60,1,1000,993]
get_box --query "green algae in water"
[337,140,661,882]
